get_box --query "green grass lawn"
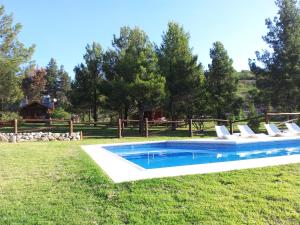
[0,136,300,224]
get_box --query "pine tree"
[45,58,59,98]
[57,66,71,108]
[126,28,165,133]
[250,0,300,111]
[158,22,204,129]
[0,5,34,110]
[206,41,240,119]
[103,27,165,133]
[72,43,104,122]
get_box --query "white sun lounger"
[264,123,293,137]
[285,122,300,135]
[215,125,239,139]
[237,125,267,138]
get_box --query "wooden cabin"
[19,102,52,119]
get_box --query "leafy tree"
[0,5,34,110]
[72,43,104,122]
[206,41,241,119]
[22,68,46,101]
[250,0,300,111]
[158,22,204,130]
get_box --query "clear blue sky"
[2,0,278,77]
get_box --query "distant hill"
[236,70,256,102]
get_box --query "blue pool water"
[104,140,300,169]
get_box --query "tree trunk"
[82,112,85,122]
[92,105,98,127]
[123,105,129,127]
[217,110,222,125]
[170,98,177,131]
[138,105,144,134]
[93,88,98,127]
[88,108,91,122]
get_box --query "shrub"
[247,103,260,132]
[0,111,21,121]
[50,108,71,120]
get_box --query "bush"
[247,103,260,132]
[50,108,71,120]
[0,111,21,121]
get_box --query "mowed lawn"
[0,138,299,225]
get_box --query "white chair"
[264,123,293,137]
[285,122,300,135]
[237,125,267,138]
[215,125,239,139]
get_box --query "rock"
[0,134,9,142]
[48,135,55,141]
[9,135,17,143]
[41,137,49,141]
[0,131,81,143]
[58,136,64,141]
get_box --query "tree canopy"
[158,22,204,128]
[3,0,300,124]
[206,41,241,119]
[0,5,34,110]
[250,0,300,111]
[71,43,104,122]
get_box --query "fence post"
[69,120,73,134]
[14,119,18,134]
[145,118,149,138]
[80,131,83,140]
[229,120,233,134]
[188,119,193,137]
[118,118,122,138]
[48,117,52,125]
[265,112,269,124]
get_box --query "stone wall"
[0,132,81,143]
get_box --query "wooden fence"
[0,118,80,137]
[1,112,300,139]
[117,118,231,138]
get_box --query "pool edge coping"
[81,137,300,183]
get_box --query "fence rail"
[1,112,300,139]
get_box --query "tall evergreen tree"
[72,43,104,122]
[250,0,300,111]
[126,28,165,133]
[57,65,71,108]
[206,41,240,119]
[102,27,133,121]
[45,58,59,97]
[158,22,204,129]
[103,27,165,133]
[0,5,34,110]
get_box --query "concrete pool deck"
[82,137,300,183]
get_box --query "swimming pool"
[104,140,300,169]
[82,138,300,182]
